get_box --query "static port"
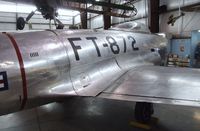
[151,48,155,52]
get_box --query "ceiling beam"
[103,0,111,29]
[80,11,87,29]
[149,0,159,33]
[60,4,133,18]
[61,0,136,11]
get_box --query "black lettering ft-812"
[68,38,82,61]
[68,36,139,61]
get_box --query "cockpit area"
[111,22,151,34]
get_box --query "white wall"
[160,0,200,10]
[160,0,200,36]
[74,15,81,25]
[160,11,200,36]
[90,15,103,29]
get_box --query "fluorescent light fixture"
[0,2,16,13]
[58,9,79,16]
[0,1,79,16]
[87,4,92,7]
[17,4,37,13]
[157,33,166,38]
[0,2,37,13]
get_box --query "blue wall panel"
[191,30,200,66]
[171,39,191,58]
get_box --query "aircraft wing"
[98,66,200,107]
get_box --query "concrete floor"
[0,97,199,131]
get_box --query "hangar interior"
[1,0,200,67]
[0,0,200,131]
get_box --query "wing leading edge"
[98,66,200,107]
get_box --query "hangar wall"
[73,0,149,29]
[160,11,200,36]
[160,0,200,36]
[73,0,200,37]
[0,0,199,36]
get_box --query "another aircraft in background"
[16,0,65,30]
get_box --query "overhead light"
[0,3,16,13]
[0,1,79,17]
[87,4,92,7]
[157,33,166,38]
[0,2,37,13]
[58,9,80,16]
[17,4,37,13]
[198,30,200,32]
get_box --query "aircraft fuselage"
[0,29,167,115]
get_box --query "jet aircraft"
[0,22,200,123]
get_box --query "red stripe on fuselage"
[0,80,4,84]
[3,33,27,110]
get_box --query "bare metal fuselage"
[0,29,166,115]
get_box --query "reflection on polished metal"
[0,22,199,116]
